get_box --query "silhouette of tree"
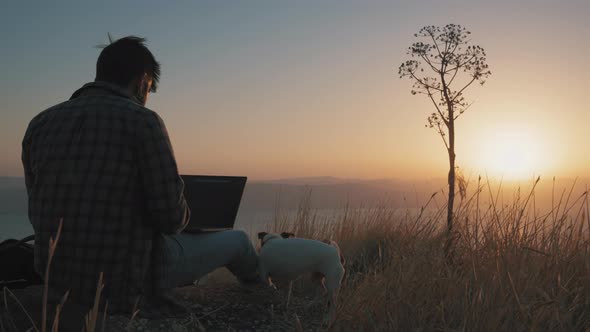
[398,24,491,260]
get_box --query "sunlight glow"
[478,126,543,180]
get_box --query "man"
[22,36,258,316]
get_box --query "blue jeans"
[153,230,259,290]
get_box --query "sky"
[1,0,589,181]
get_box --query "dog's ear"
[280,232,295,238]
[257,232,268,240]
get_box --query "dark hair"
[95,35,161,92]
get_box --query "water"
[1,206,418,243]
[0,214,33,242]
[0,209,297,242]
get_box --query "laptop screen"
[180,175,247,232]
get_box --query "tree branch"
[454,101,475,120]
[426,89,448,127]
[447,65,460,87]
[452,75,478,103]
[419,54,441,74]
[445,53,477,74]
[444,42,462,86]
[428,31,443,61]
[409,71,443,92]
[449,42,459,57]
[441,39,450,73]
[436,121,450,151]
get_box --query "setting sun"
[3,2,590,330]
[477,126,543,180]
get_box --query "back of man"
[21,36,190,313]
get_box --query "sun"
[477,126,542,180]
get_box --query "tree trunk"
[445,118,456,263]
[441,62,456,264]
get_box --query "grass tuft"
[259,178,590,330]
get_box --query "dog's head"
[280,232,295,239]
[257,232,282,247]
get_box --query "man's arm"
[137,111,190,234]
[21,123,35,197]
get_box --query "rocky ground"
[112,282,326,331]
[1,271,329,332]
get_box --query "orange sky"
[1,1,588,181]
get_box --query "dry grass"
[3,177,590,331]
[263,177,590,331]
[1,218,110,332]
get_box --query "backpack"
[0,235,43,289]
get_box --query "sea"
[0,209,350,243]
[0,207,413,243]
[0,214,33,242]
[0,210,279,243]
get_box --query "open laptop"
[180,175,247,233]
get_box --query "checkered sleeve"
[137,111,190,234]
[21,122,35,196]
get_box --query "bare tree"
[398,24,491,260]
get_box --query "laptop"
[180,175,247,233]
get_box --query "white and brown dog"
[257,231,345,325]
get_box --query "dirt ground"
[1,269,329,332]
[118,270,328,331]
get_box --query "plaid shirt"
[21,81,190,312]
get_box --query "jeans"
[153,230,259,290]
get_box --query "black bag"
[0,235,43,289]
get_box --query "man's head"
[95,36,160,106]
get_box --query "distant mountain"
[240,182,412,211]
[253,176,361,186]
[241,176,448,211]
[253,176,445,191]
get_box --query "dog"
[257,231,345,325]
[278,232,345,292]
